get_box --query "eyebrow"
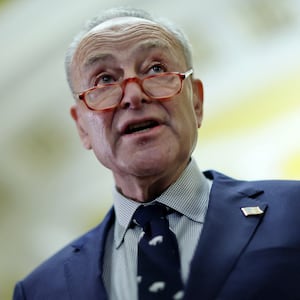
[135,40,170,52]
[83,53,115,69]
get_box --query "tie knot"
[132,203,169,228]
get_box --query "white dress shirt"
[103,159,212,300]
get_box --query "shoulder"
[30,207,113,272]
[204,169,300,195]
[202,170,300,245]
[14,208,115,298]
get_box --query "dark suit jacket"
[13,171,300,300]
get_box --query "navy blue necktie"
[132,203,184,300]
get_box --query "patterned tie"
[132,203,184,300]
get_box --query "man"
[13,7,300,300]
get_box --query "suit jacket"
[13,170,300,300]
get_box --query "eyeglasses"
[76,69,193,111]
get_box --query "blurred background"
[1,0,299,298]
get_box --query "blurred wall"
[1,0,299,298]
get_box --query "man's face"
[70,17,203,191]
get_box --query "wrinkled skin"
[70,17,204,202]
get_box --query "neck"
[114,162,189,202]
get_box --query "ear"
[70,105,92,150]
[192,79,204,128]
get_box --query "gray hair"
[65,7,193,93]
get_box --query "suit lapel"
[64,208,115,300]
[184,171,268,300]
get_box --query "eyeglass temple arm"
[183,69,193,78]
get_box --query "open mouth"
[124,120,160,134]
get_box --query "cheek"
[83,113,111,146]
[175,101,199,144]
[92,117,120,162]
[88,121,113,166]
[172,91,197,129]
[91,120,109,145]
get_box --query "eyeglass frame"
[75,69,193,112]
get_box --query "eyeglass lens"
[85,73,182,110]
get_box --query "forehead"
[73,17,185,68]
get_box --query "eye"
[148,64,167,75]
[94,73,115,86]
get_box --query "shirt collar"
[112,158,212,248]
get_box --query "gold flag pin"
[241,206,264,217]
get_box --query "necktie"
[132,203,184,300]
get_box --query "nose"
[119,77,151,109]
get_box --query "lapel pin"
[241,206,264,217]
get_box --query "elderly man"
[14,7,300,300]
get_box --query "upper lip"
[119,117,163,135]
